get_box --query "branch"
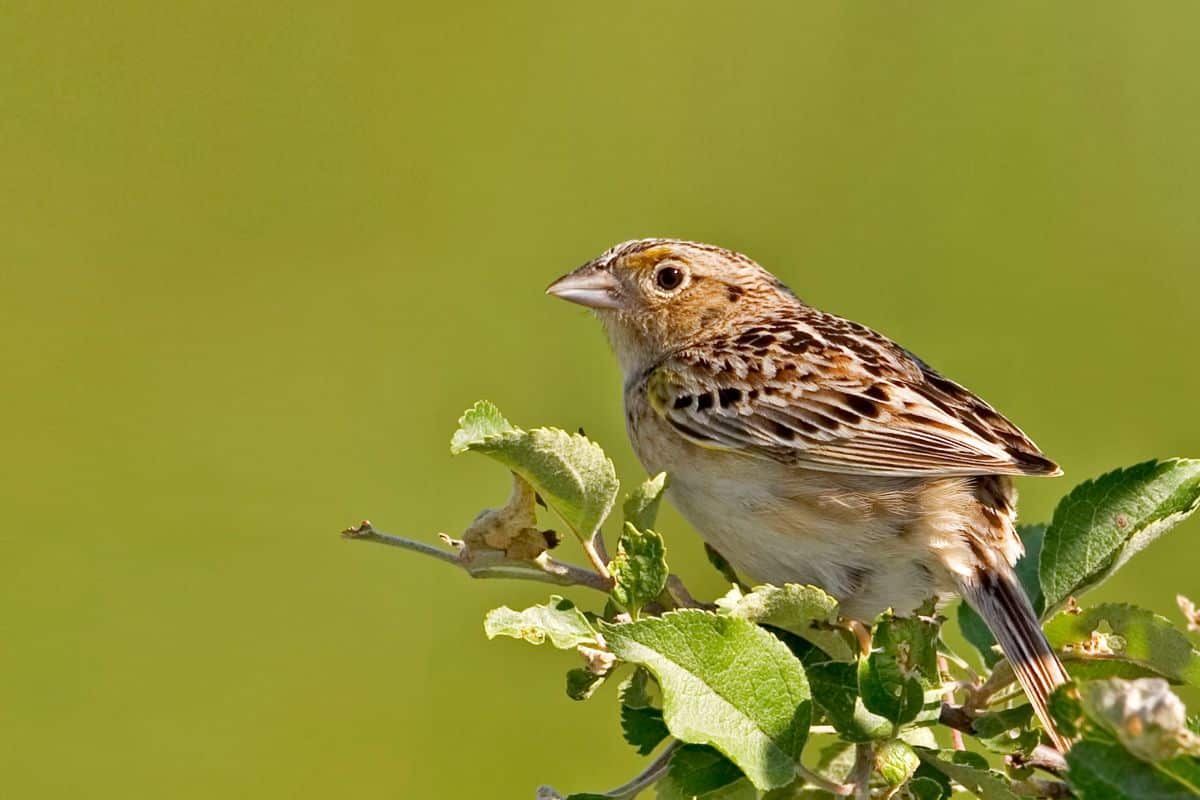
[939,704,1067,775]
[341,521,613,592]
[537,740,680,800]
[850,743,874,800]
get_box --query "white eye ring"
[654,263,687,292]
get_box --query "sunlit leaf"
[611,523,668,615]
[726,584,855,662]
[451,402,620,541]
[484,595,598,649]
[623,472,668,532]
[599,611,811,790]
[1044,603,1200,686]
[1040,459,1200,613]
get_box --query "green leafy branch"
[344,401,1200,799]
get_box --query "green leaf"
[857,613,940,726]
[617,666,669,755]
[451,404,620,541]
[959,524,1045,666]
[449,400,514,454]
[657,745,756,800]
[598,610,812,790]
[484,595,598,649]
[726,584,855,662]
[915,750,1021,800]
[1067,737,1200,799]
[907,776,950,800]
[1044,603,1200,685]
[805,661,894,742]
[1047,684,1086,739]
[624,472,668,531]
[621,704,668,755]
[619,666,656,709]
[611,523,669,615]
[566,668,605,701]
[875,739,920,787]
[972,704,1040,755]
[1040,459,1200,613]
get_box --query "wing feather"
[646,319,1060,478]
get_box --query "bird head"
[547,238,792,375]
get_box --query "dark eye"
[655,265,685,291]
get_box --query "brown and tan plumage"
[548,238,1071,751]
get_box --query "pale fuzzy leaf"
[624,472,669,532]
[727,584,855,662]
[611,523,669,615]
[599,610,812,790]
[484,595,598,649]
[656,745,756,800]
[1040,459,1200,612]
[914,750,1021,800]
[1080,678,1200,762]
[462,425,619,541]
[1044,603,1200,685]
[449,400,514,454]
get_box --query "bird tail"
[959,568,1073,752]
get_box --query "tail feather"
[960,568,1073,752]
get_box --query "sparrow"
[547,238,1071,751]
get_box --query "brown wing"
[647,312,1060,478]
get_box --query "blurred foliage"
[2,2,1200,797]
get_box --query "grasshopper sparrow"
[548,238,1070,750]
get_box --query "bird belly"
[626,396,958,620]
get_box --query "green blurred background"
[3,2,1198,797]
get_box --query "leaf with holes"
[1044,603,1200,685]
[484,596,598,649]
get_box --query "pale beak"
[546,265,623,310]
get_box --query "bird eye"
[654,264,685,291]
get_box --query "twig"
[665,574,710,609]
[938,655,965,751]
[342,521,613,592]
[537,740,680,800]
[797,764,856,796]
[1008,745,1069,776]
[939,704,1068,775]
[582,530,613,581]
[1012,777,1073,798]
[851,743,874,800]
